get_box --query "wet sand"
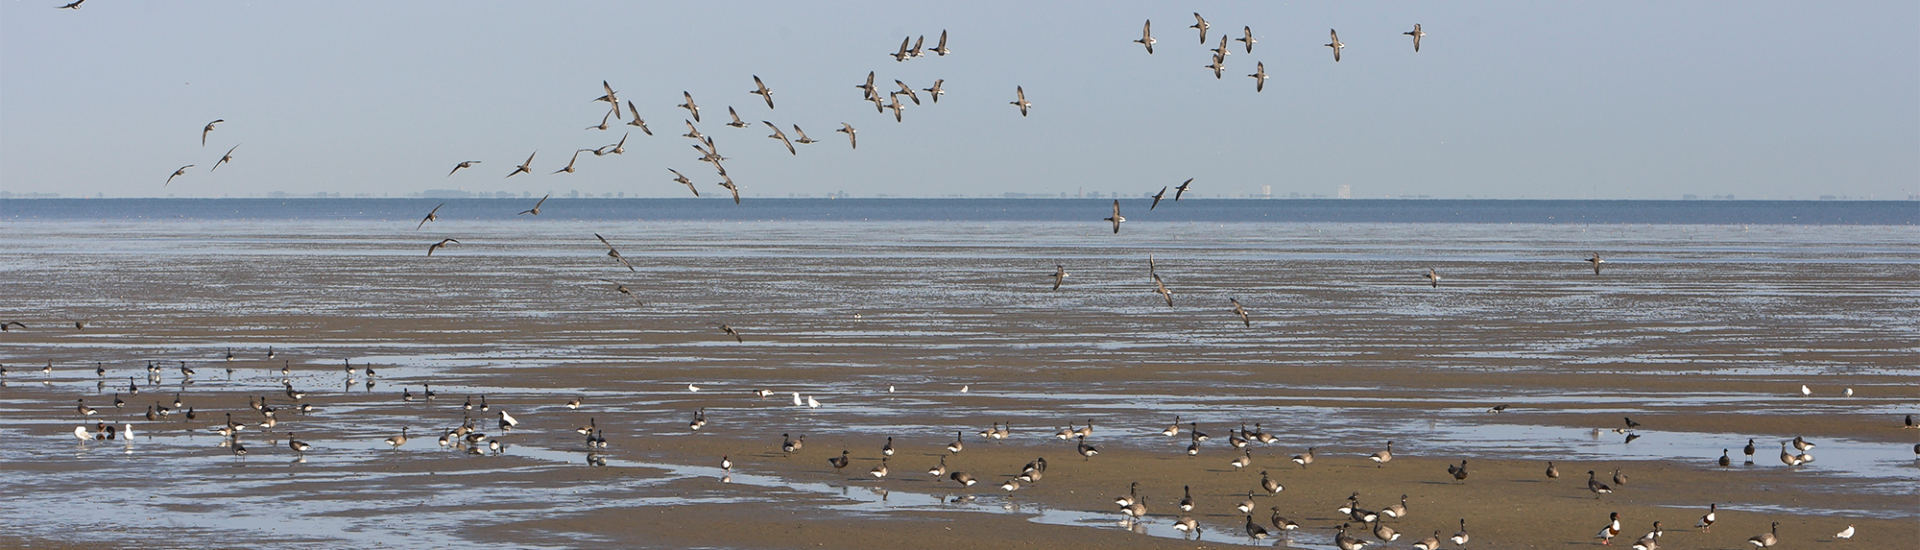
[0,220,1914,549]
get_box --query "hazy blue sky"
[2,1,1914,200]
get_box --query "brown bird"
[201,119,223,146]
[426,238,458,256]
[1152,273,1174,308]
[1190,13,1209,44]
[416,203,444,230]
[1588,252,1606,274]
[447,160,480,177]
[836,123,857,149]
[749,75,775,109]
[211,144,240,171]
[678,91,700,122]
[594,233,636,272]
[1326,29,1345,62]
[1009,86,1031,116]
[1406,24,1426,52]
[668,168,699,197]
[717,175,741,204]
[164,165,194,186]
[593,80,621,118]
[57,0,84,9]
[718,324,743,343]
[625,101,651,134]
[518,193,549,215]
[599,280,642,304]
[1230,298,1251,327]
[551,150,582,174]
[1134,20,1156,54]
[762,121,796,155]
[507,151,536,178]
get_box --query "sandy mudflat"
[0,220,1914,549]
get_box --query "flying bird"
[1326,29,1344,62]
[886,93,906,122]
[717,175,741,204]
[599,280,642,303]
[1052,265,1068,291]
[762,121,796,155]
[416,203,444,230]
[683,120,704,140]
[585,111,612,131]
[678,92,700,122]
[792,125,817,144]
[595,233,636,272]
[890,36,911,62]
[446,160,481,176]
[932,30,951,56]
[1190,13,1210,44]
[1174,178,1194,200]
[1249,62,1268,92]
[1150,187,1168,210]
[625,101,651,134]
[426,238,458,256]
[856,71,879,101]
[1425,268,1441,287]
[58,0,84,9]
[1230,298,1251,327]
[836,123,857,149]
[669,169,699,197]
[164,165,194,186]
[908,35,925,58]
[726,107,749,128]
[923,79,945,103]
[1237,26,1256,53]
[1010,86,1032,116]
[1406,24,1425,52]
[201,119,223,146]
[604,132,629,155]
[518,194,549,215]
[718,324,743,343]
[1152,273,1174,307]
[1104,200,1125,233]
[507,151,536,178]
[1205,56,1225,79]
[748,75,776,109]
[210,144,240,171]
[593,80,621,118]
[895,80,921,105]
[551,150,581,174]
[1588,253,1605,274]
[1135,20,1156,54]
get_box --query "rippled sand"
[0,220,1914,549]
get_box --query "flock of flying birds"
[42,5,1905,547]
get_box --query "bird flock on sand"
[34,6,1911,547]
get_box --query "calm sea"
[1,198,1913,225]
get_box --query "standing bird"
[1719,449,1732,467]
[869,457,889,479]
[1245,515,1271,540]
[1547,461,1561,480]
[1695,503,1716,532]
[1009,86,1032,116]
[426,239,458,257]
[1260,470,1283,493]
[416,203,445,230]
[288,433,312,457]
[1834,525,1853,540]
[1612,468,1628,486]
[1369,441,1394,467]
[1748,522,1779,548]
[1291,447,1315,468]
[211,144,240,171]
[164,165,195,186]
[749,75,775,109]
[1596,512,1622,545]
[385,427,410,449]
[1103,200,1125,233]
[518,194,549,215]
[1326,30,1345,62]
[1248,62,1268,92]
[507,152,536,178]
[1588,470,1614,498]
[1452,519,1470,547]
[1449,460,1469,481]
[201,119,224,146]
[1134,20,1156,54]
[828,449,850,472]
[1745,438,1757,462]
[1190,13,1210,44]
